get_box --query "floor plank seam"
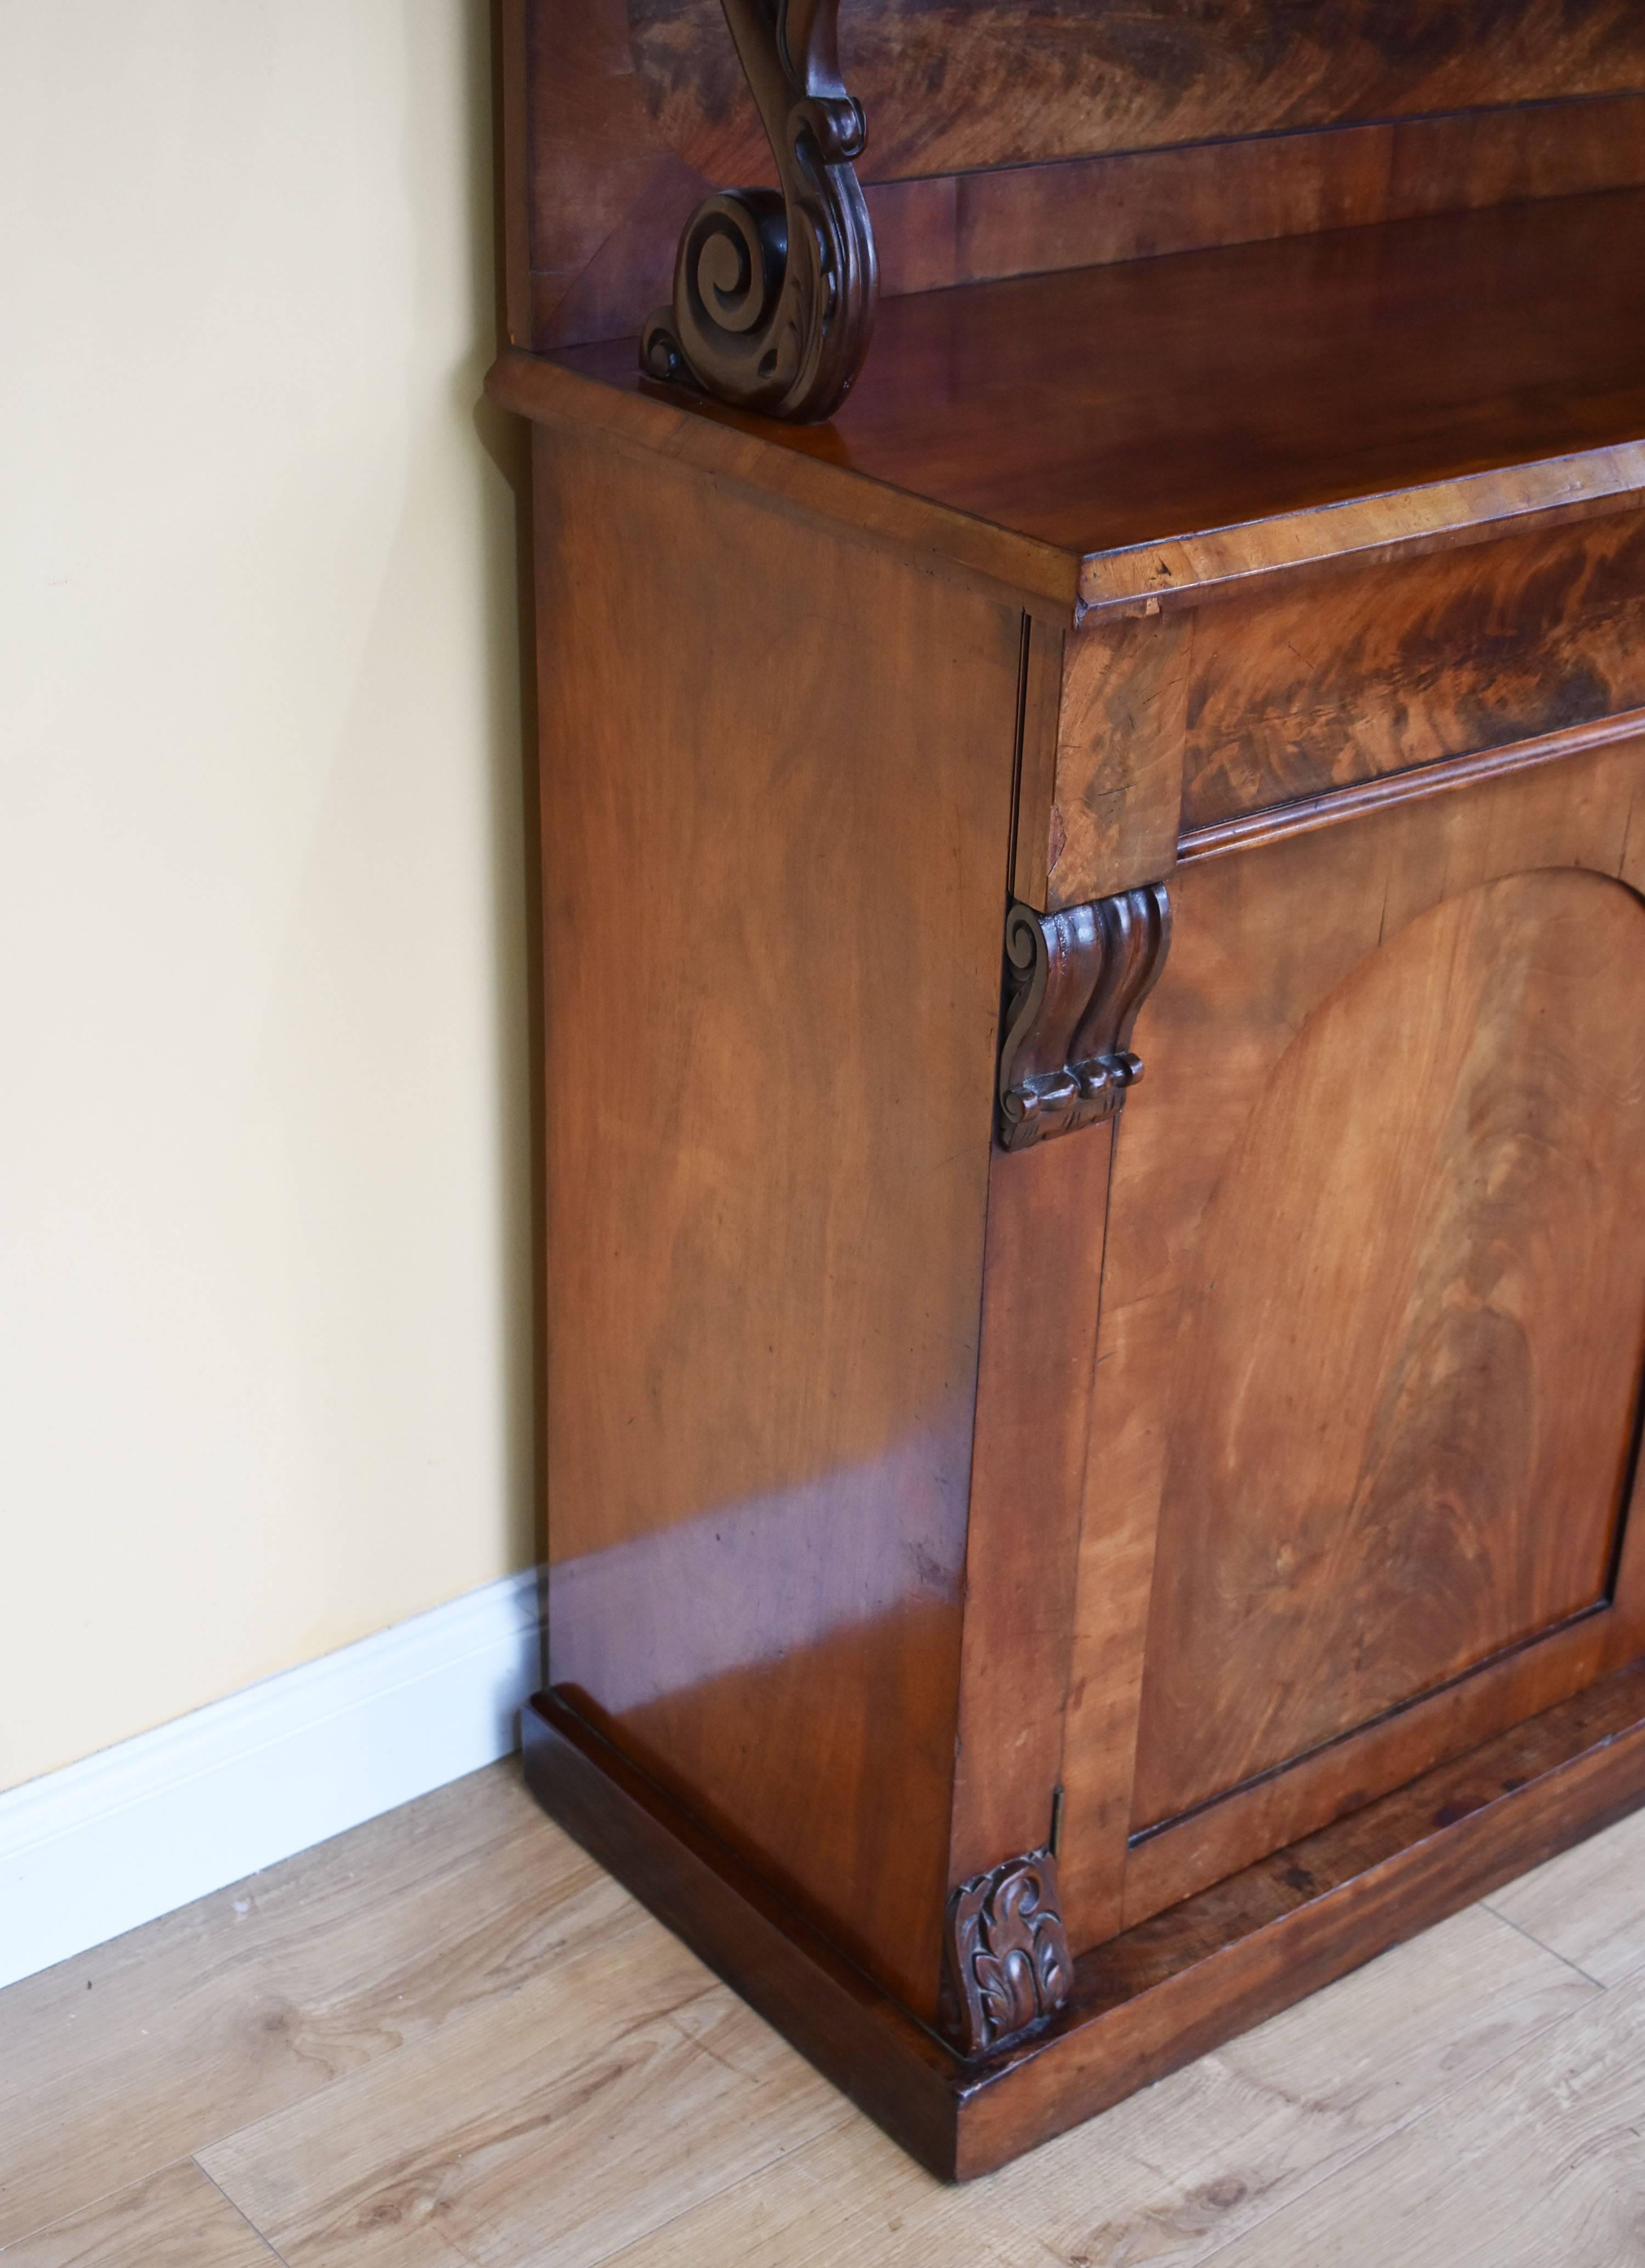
[583,2115,865,2268]
[532,2015,863,2265]
[0,2157,249,2262]
[1478,1901,1610,1988]
[190,2157,293,2266]
[0,2163,183,2256]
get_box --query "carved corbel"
[941,1848,1073,2056]
[997,886,1173,1151]
[641,0,877,423]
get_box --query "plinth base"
[522,1669,1645,2180]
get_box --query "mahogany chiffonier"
[490,0,1645,2179]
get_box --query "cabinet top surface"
[549,186,1645,603]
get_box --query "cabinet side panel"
[532,427,1021,2018]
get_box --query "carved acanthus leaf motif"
[998,886,1173,1150]
[641,0,877,424]
[941,1848,1073,2056]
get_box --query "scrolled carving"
[641,0,877,423]
[941,1848,1073,2057]
[998,886,1173,1150]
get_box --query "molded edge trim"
[486,350,1080,623]
[1177,705,1645,865]
[1079,444,1645,619]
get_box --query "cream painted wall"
[0,1,534,1790]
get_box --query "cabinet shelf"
[550,185,1645,613]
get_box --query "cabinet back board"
[506,0,1645,351]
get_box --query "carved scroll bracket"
[998,886,1173,1151]
[641,0,877,424]
[941,1848,1073,2057]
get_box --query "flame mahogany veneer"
[492,0,1645,2178]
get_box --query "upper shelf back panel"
[633,0,1642,175]
[509,0,1645,349]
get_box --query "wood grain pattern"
[0,1768,628,2248]
[590,1903,1599,2265]
[1181,511,1645,830]
[1,2163,278,2268]
[1008,619,1064,906]
[496,25,1645,2180]
[1054,732,1645,1941]
[554,189,1645,594]
[555,2119,1047,2267]
[546,1901,1598,2265]
[533,421,1020,2017]
[1192,1964,1645,2267]
[488,349,1081,620]
[1057,1278,1183,1947]
[948,1133,1113,1888]
[520,1692,965,2174]
[924,94,1645,308]
[198,1925,849,2268]
[1044,613,1188,909]
[975,1904,1593,2267]
[1131,866,1645,1828]
[1123,1605,1633,1933]
[535,98,1645,350]
[626,0,1645,182]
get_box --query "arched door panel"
[1131,867,1645,1830]
[1057,734,1645,1949]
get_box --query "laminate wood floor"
[3,1760,1642,2266]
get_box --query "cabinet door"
[1059,732,1645,1947]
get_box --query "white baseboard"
[0,1567,546,1992]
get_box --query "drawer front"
[1180,507,1645,831]
[1037,508,1645,912]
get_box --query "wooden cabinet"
[492,0,1645,2180]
